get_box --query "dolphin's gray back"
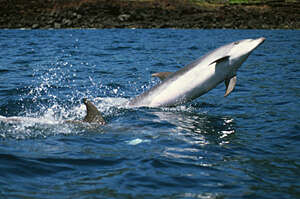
[171,42,233,78]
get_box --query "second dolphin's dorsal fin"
[224,76,237,97]
[83,98,105,125]
[152,72,173,81]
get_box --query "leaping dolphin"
[129,37,265,107]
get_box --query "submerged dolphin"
[0,99,105,125]
[129,37,265,107]
[66,98,105,125]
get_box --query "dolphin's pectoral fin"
[224,76,237,97]
[82,98,106,125]
[152,72,173,81]
[210,56,230,66]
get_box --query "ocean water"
[0,29,299,199]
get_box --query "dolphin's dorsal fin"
[224,76,237,97]
[83,98,105,125]
[152,72,173,81]
[210,56,230,66]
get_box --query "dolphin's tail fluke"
[82,98,106,125]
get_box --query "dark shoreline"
[0,0,299,29]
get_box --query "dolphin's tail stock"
[82,98,106,125]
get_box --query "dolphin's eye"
[234,41,240,45]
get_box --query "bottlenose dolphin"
[83,98,105,124]
[129,37,265,107]
[0,99,105,125]
[66,98,105,125]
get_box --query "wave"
[0,97,130,139]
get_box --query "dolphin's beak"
[256,37,266,47]
[249,37,266,52]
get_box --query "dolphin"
[0,99,105,125]
[129,37,265,107]
[66,98,105,125]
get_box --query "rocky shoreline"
[0,0,299,29]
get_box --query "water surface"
[0,29,299,198]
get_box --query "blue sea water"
[0,29,299,199]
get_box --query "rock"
[89,17,95,23]
[48,19,55,25]
[118,14,130,22]
[32,23,39,29]
[72,12,78,18]
[62,18,72,26]
[0,0,298,29]
[54,22,61,29]
[50,11,56,17]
